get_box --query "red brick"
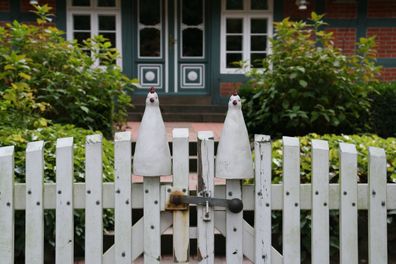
[367,27,396,58]
[368,0,396,18]
[380,68,396,81]
[326,28,356,55]
[0,0,10,11]
[220,82,242,96]
[20,0,56,13]
[283,0,315,20]
[325,0,357,19]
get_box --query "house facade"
[1,0,396,104]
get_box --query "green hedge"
[370,82,396,138]
[0,124,115,258]
[269,133,396,183]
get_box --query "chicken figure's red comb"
[149,87,156,94]
[232,90,238,96]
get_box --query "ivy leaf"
[18,72,31,80]
[299,80,308,88]
[80,106,89,113]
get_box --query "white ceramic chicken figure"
[216,92,253,179]
[133,87,171,176]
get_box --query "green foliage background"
[369,82,396,138]
[0,5,136,138]
[240,13,380,137]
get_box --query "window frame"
[66,0,122,67]
[220,0,273,74]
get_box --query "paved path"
[126,122,224,142]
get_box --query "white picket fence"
[0,130,393,263]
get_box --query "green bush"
[0,5,136,137]
[270,133,396,183]
[0,124,115,258]
[369,82,396,138]
[241,13,380,137]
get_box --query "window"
[138,0,162,58]
[221,0,273,73]
[66,0,122,66]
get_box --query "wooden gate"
[0,130,393,263]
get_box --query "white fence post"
[282,136,300,264]
[56,137,74,264]
[85,135,103,264]
[226,179,243,263]
[254,135,272,264]
[114,132,132,264]
[311,139,329,264]
[143,176,161,263]
[25,141,45,264]
[197,131,215,264]
[339,143,358,264]
[172,128,190,263]
[0,146,15,264]
[368,147,387,263]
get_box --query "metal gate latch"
[166,188,243,214]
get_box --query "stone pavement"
[126,122,226,189]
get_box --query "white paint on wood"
[254,135,272,264]
[172,128,190,263]
[368,147,387,264]
[0,146,14,264]
[114,132,132,264]
[216,94,253,179]
[197,131,214,264]
[339,143,358,264]
[144,177,161,263]
[85,135,103,264]
[25,141,45,264]
[102,212,172,264]
[133,90,171,176]
[311,140,329,264]
[214,211,283,264]
[226,179,243,262]
[56,138,74,264]
[282,136,300,264]
[10,182,396,211]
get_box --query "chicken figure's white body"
[133,90,171,176]
[216,94,253,179]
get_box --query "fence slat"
[25,141,45,264]
[85,135,103,264]
[114,132,132,264]
[102,211,172,264]
[282,136,300,264]
[214,211,283,264]
[254,135,271,264]
[197,131,215,264]
[339,143,358,264]
[56,138,74,264]
[226,179,243,263]
[144,176,161,263]
[311,140,329,264]
[0,146,14,264]
[172,128,190,263]
[368,147,387,263]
